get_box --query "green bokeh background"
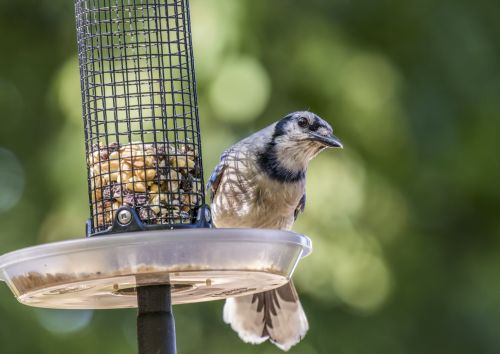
[1,0,499,353]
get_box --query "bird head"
[274,111,343,150]
[272,111,342,162]
[259,111,342,181]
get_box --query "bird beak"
[308,132,343,148]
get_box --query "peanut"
[109,159,120,172]
[133,157,145,168]
[169,156,195,169]
[126,178,147,192]
[109,151,120,160]
[135,168,156,181]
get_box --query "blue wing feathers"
[294,193,306,220]
[206,149,230,202]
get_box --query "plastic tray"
[0,229,311,309]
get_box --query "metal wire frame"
[75,0,204,235]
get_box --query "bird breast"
[211,156,305,230]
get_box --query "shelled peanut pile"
[88,142,202,229]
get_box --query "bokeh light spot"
[340,54,399,112]
[34,309,93,334]
[54,56,81,124]
[307,153,366,219]
[191,0,241,81]
[295,224,392,313]
[0,148,25,213]
[209,56,271,123]
[332,244,392,312]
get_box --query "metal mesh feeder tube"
[74,1,206,351]
[75,0,204,235]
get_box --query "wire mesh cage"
[75,0,205,235]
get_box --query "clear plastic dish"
[0,229,311,309]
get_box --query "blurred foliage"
[1,0,500,353]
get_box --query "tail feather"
[223,281,309,351]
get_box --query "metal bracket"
[86,205,213,237]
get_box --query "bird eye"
[297,117,309,128]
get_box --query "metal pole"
[137,285,176,354]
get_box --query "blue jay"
[207,111,343,351]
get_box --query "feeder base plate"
[0,228,311,309]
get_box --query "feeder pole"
[137,285,176,354]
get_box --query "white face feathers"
[257,111,342,182]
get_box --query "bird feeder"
[0,1,312,353]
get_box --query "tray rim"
[0,228,312,276]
